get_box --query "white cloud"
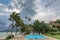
[0,0,60,22]
[0,0,21,16]
[0,3,4,6]
[31,0,60,22]
[0,0,60,28]
[5,8,20,13]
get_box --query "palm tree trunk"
[11,20,14,37]
[16,27,17,36]
[43,29,45,34]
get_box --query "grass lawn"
[45,33,60,40]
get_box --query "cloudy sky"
[0,0,60,27]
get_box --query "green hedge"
[51,32,60,35]
[51,28,58,32]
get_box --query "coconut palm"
[25,16,31,24]
[25,16,28,19]
[9,12,16,36]
[28,18,31,21]
[25,16,31,31]
[9,12,26,35]
[14,13,25,28]
[15,23,20,35]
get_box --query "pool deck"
[44,35,58,40]
[10,35,58,40]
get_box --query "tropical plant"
[56,19,60,24]
[28,18,31,21]
[15,23,20,35]
[40,22,49,34]
[51,28,58,32]
[5,35,14,40]
[9,12,26,35]
[25,16,28,19]
[25,16,31,32]
[32,20,49,34]
[9,12,16,36]
[32,20,41,33]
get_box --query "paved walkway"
[10,35,59,40]
[44,35,58,40]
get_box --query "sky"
[0,0,60,27]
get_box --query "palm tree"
[24,16,28,32]
[33,20,40,33]
[28,18,31,25]
[15,23,19,35]
[25,16,28,19]
[14,13,25,28]
[9,12,16,36]
[25,16,32,33]
[14,13,26,32]
[28,18,31,21]
[9,12,26,35]
[25,16,31,24]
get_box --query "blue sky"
[0,0,60,28]
[0,0,11,5]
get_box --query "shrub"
[57,32,60,35]
[24,31,30,34]
[51,32,60,35]
[58,28,60,31]
[51,28,58,32]
[5,35,14,40]
[51,32,56,35]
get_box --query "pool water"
[25,35,45,39]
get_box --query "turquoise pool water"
[25,35,45,39]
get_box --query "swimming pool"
[25,35,45,39]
